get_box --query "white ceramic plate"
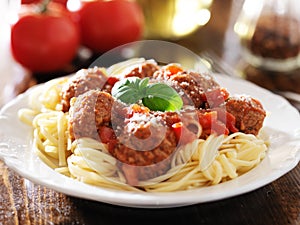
[0,74,299,208]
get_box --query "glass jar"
[234,0,300,71]
[137,0,213,40]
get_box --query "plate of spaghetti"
[0,58,299,208]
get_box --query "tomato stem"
[40,0,51,13]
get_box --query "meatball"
[113,128,178,185]
[109,107,179,184]
[110,60,159,80]
[225,95,266,135]
[69,90,114,141]
[154,70,220,108]
[108,107,201,185]
[123,61,160,79]
[61,67,108,112]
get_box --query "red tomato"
[21,0,40,4]
[11,2,80,73]
[53,0,68,6]
[75,0,144,53]
[22,0,68,6]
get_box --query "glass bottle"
[234,0,300,71]
[137,0,213,40]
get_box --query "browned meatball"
[69,90,114,141]
[225,95,266,135]
[113,128,177,185]
[108,107,201,185]
[119,61,159,79]
[109,110,178,185]
[154,70,220,108]
[61,67,108,112]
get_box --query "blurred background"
[1,0,300,108]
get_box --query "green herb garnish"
[111,77,183,111]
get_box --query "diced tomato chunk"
[131,104,150,114]
[163,64,183,77]
[99,126,116,144]
[225,111,239,133]
[172,122,183,141]
[198,111,218,129]
[171,122,197,145]
[211,120,229,136]
[214,108,239,133]
[198,109,238,137]
[107,76,119,86]
[126,104,150,118]
[220,88,230,100]
[203,88,230,108]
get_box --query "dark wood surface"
[0,160,299,225]
[0,0,299,224]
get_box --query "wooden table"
[0,0,299,224]
[0,159,298,225]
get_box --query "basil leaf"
[111,77,183,111]
[142,97,173,111]
[145,83,183,111]
[115,89,142,104]
[111,77,145,104]
[139,77,149,90]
